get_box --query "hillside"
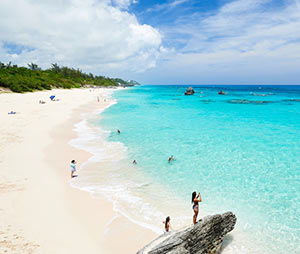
[0,62,139,93]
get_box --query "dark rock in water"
[185,87,195,95]
[227,99,273,104]
[137,212,236,254]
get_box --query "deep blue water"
[99,85,300,253]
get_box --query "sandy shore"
[0,88,156,254]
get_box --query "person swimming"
[117,129,120,134]
[168,155,174,163]
[162,216,172,233]
[192,191,202,224]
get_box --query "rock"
[137,212,236,254]
[185,87,195,95]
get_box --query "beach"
[0,88,156,254]
[1,0,299,252]
[1,85,299,254]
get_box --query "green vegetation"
[0,62,139,93]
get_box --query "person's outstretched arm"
[197,193,202,202]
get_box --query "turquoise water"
[99,85,300,253]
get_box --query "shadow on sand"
[220,234,234,253]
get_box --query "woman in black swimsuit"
[192,191,202,224]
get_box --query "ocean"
[71,85,300,253]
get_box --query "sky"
[0,0,300,84]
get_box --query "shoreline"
[0,88,156,253]
[68,90,248,254]
[69,110,191,235]
[0,86,271,254]
[72,87,268,254]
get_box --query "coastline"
[0,88,156,253]
[2,85,293,253]
[77,85,285,254]
[68,89,249,254]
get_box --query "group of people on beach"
[163,191,202,233]
[70,129,202,234]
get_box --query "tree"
[51,63,60,73]
[0,61,125,93]
[6,61,12,68]
[27,63,40,71]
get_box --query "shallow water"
[74,85,300,253]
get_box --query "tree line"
[0,62,137,93]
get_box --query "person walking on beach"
[70,160,76,178]
[162,216,173,233]
[192,191,202,224]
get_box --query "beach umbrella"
[50,95,55,100]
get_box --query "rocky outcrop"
[137,212,236,254]
[185,87,195,95]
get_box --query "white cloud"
[170,0,189,8]
[146,0,188,13]
[1,0,299,84]
[0,0,162,76]
[112,0,138,9]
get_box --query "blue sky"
[0,0,300,84]
[129,0,300,84]
[129,0,226,26]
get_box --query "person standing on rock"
[192,191,202,224]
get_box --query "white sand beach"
[0,88,156,254]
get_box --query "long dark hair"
[192,191,197,203]
[165,216,170,229]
